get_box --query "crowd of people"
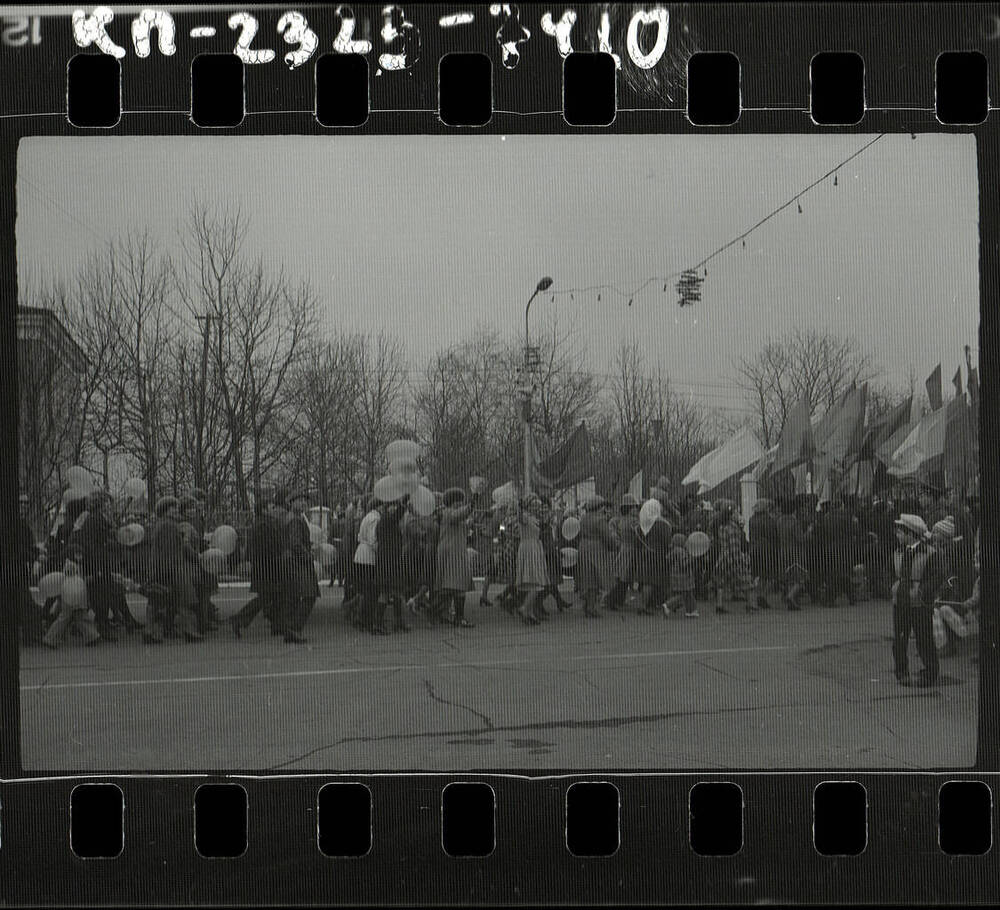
[15,471,981,689]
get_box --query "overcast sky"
[16,133,979,417]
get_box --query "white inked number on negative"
[277,11,318,69]
[597,8,622,69]
[626,6,669,70]
[378,4,419,71]
[332,5,371,54]
[540,8,576,58]
[131,9,176,58]
[71,6,126,58]
[228,11,275,64]
[489,4,531,69]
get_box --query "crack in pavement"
[423,678,495,730]
[267,698,826,768]
[695,659,741,681]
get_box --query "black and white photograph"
[14,132,980,771]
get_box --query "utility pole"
[522,277,553,496]
[194,314,212,490]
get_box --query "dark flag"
[925,363,943,411]
[943,395,974,491]
[859,395,913,461]
[772,398,816,474]
[952,367,963,397]
[531,422,593,489]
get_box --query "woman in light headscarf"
[632,498,673,614]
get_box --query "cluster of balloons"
[37,570,88,607]
[374,439,436,517]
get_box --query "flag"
[887,406,947,477]
[628,470,643,502]
[943,395,974,490]
[772,399,817,474]
[952,367,963,397]
[965,346,979,457]
[531,423,592,489]
[683,425,765,494]
[926,363,943,411]
[859,395,912,461]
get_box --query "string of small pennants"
[547,132,897,309]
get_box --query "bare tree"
[174,202,318,509]
[737,329,878,446]
[350,331,407,493]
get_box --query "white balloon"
[410,485,436,517]
[561,516,581,541]
[386,439,421,462]
[307,522,326,545]
[200,548,227,576]
[60,575,88,607]
[67,466,93,491]
[560,546,579,568]
[210,524,239,556]
[39,571,65,600]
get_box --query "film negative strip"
[0,2,997,905]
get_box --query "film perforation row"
[65,50,989,128]
[60,778,993,860]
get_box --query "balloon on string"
[123,477,146,500]
[210,524,239,556]
[60,575,88,607]
[67,465,94,491]
[316,542,338,568]
[561,516,581,541]
[492,482,518,507]
[385,439,421,462]
[374,475,407,503]
[39,572,65,600]
[307,522,326,545]
[686,531,711,558]
[199,548,227,576]
[117,523,145,547]
[410,485,436,517]
[560,547,579,568]
[62,487,88,506]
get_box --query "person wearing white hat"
[891,513,945,687]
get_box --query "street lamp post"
[521,276,554,496]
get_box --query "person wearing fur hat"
[231,492,287,639]
[147,496,203,642]
[276,489,321,643]
[891,513,945,687]
[434,487,475,627]
[539,499,573,614]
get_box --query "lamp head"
[536,277,554,292]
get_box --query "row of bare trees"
[19,203,909,529]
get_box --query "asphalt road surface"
[19,583,978,772]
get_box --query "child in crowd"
[665,533,698,617]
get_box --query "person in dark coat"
[776,498,809,611]
[632,499,672,614]
[78,490,139,636]
[180,493,219,633]
[576,500,617,617]
[819,497,858,607]
[231,493,287,637]
[339,503,361,601]
[147,496,202,641]
[748,498,779,610]
[601,495,641,611]
[665,533,697,616]
[891,513,945,687]
[374,497,410,633]
[860,499,896,600]
[278,490,321,643]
